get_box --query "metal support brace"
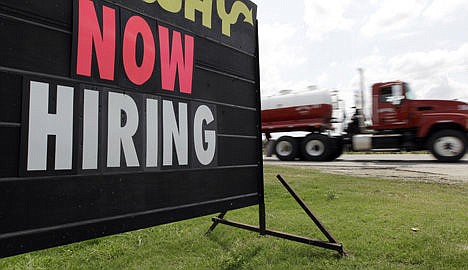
[206,174,347,256]
[205,211,227,236]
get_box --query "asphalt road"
[263,154,468,183]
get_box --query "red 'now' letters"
[159,26,194,94]
[76,0,116,81]
[75,0,195,94]
[122,16,155,86]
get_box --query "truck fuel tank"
[352,134,403,152]
[352,134,372,151]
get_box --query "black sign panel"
[0,0,261,257]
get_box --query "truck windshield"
[404,83,415,100]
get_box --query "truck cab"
[368,81,468,161]
[371,81,412,130]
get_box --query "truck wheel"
[265,140,276,157]
[429,130,467,162]
[275,136,298,161]
[301,134,332,161]
[327,137,343,161]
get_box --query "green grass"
[1,165,467,269]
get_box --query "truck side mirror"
[385,95,404,105]
[390,84,404,105]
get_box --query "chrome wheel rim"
[305,139,325,156]
[276,141,293,156]
[434,136,464,157]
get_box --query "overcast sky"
[254,0,468,111]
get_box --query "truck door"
[375,84,409,129]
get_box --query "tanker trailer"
[261,89,343,161]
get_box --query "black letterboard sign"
[0,0,261,257]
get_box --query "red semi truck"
[262,81,468,162]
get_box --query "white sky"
[254,0,468,112]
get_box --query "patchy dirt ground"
[264,154,468,184]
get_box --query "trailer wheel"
[429,130,467,162]
[301,134,332,161]
[275,136,298,161]
[327,137,343,161]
